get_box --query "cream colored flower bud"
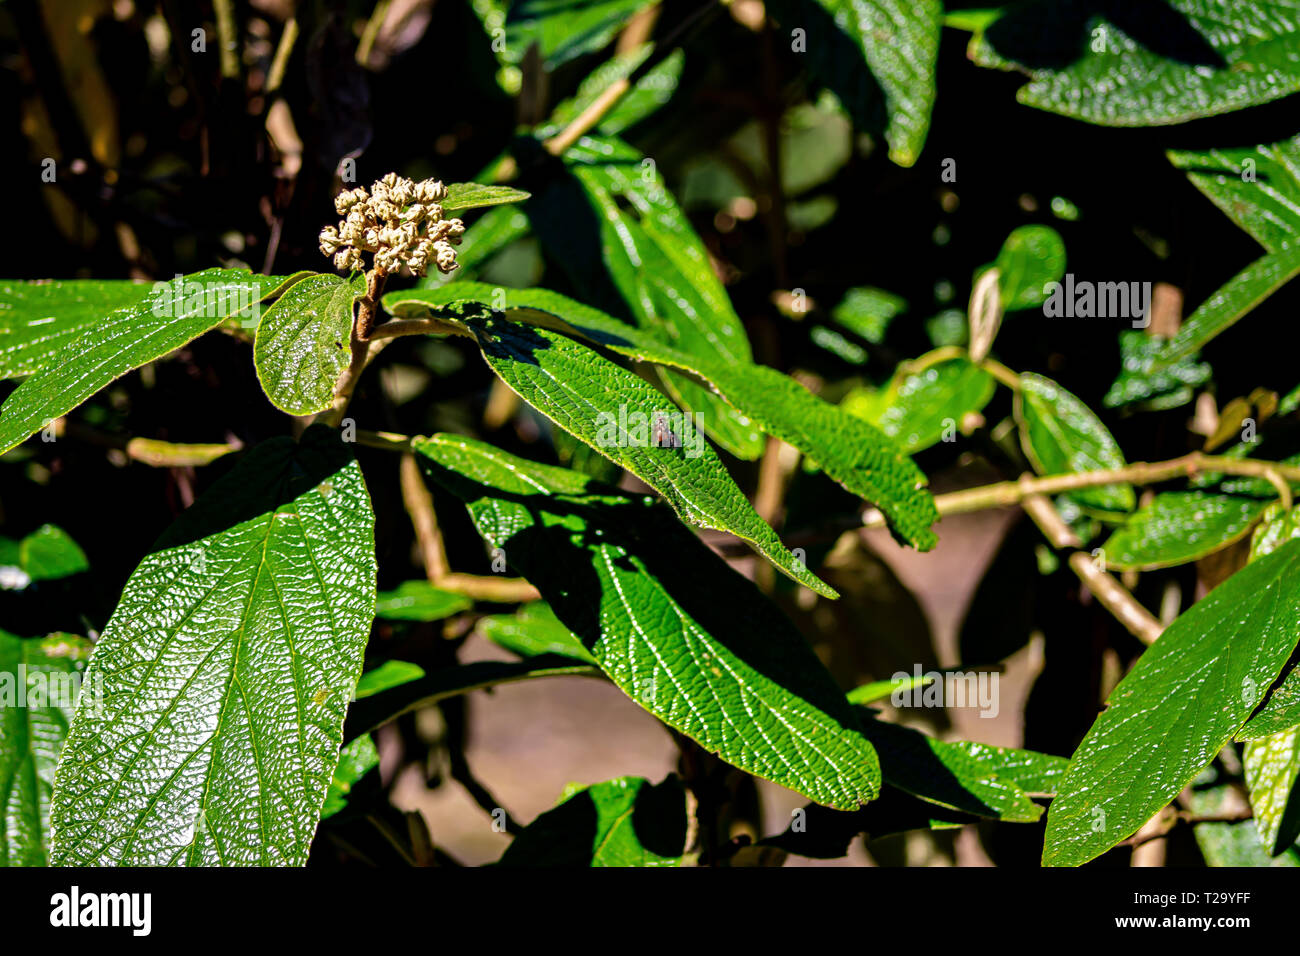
[334,188,367,215]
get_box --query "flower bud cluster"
[319,173,465,276]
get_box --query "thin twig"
[367,316,471,340]
[213,0,241,80]
[862,452,1300,528]
[399,452,539,603]
[266,17,299,95]
[1122,808,1253,848]
[1069,552,1163,646]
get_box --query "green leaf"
[374,581,472,621]
[843,353,995,454]
[538,45,684,138]
[558,136,765,459]
[354,661,426,699]
[1104,329,1211,410]
[1244,728,1300,855]
[1042,538,1300,867]
[429,311,835,594]
[418,205,532,288]
[1241,657,1300,741]
[0,632,92,866]
[972,0,1300,127]
[415,433,882,809]
[17,524,89,581]
[498,775,686,867]
[441,183,532,213]
[49,426,377,866]
[859,717,1067,822]
[989,225,1066,310]
[504,0,654,69]
[830,286,907,344]
[845,674,932,706]
[384,284,939,550]
[1099,491,1271,572]
[479,602,596,663]
[253,273,362,416]
[0,280,151,379]
[1016,372,1134,513]
[1190,770,1300,866]
[0,269,298,456]
[320,735,379,820]
[1151,246,1300,364]
[1168,134,1300,254]
[773,0,942,166]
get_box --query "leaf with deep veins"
[0,632,92,866]
[49,426,376,866]
[1043,538,1300,866]
[434,309,837,594]
[0,269,303,455]
[0,280,152,379]
[383,283,938,550]
[254,273,363,415]
[414,433,882,810]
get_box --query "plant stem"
[1017,482,1163,644]
[400,451,540,603]
[542,0,720,157]
[862,451,1300,528]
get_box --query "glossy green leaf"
[418,205,532,289]
[830,286,906,344]
[1169,134,1300,254]
[49,427,377,866]
[479,602,595,663]
[773,0,941,166]
[1043,538,1300,867]
[374,581,472,621]
[354,661,426,699]
[504,0,654,69]
[441,183,532,213]
[415,433,882,809]
[1190,771,1300,866]
[558,136,764,459]
[990,225,1066,310]
[538,45,684,138]
[843,354,995,454]
[972,1,1300,126]
[0,269,298,456]
[1016,372,1134,513]
[16,525,88,582]
[253,273,362,416]
[384,284,939,550]
[1151,246,1300,364]
[431,312,834,594]
[0,280,151,379]
[1104,329,1211,410]
[859,717,1066,822]
[845,674,932,706]
[320,735,379,820]
[1241,657,1300,741]
[498,776,686,867]
[1244,728,1300,855]
[0,632,92,866]
[1099,491,1271,571]
[1239,510,1300,741]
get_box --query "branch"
[1017,482,1163,645]
[862,452,1300,528]
[399,451,539,603]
